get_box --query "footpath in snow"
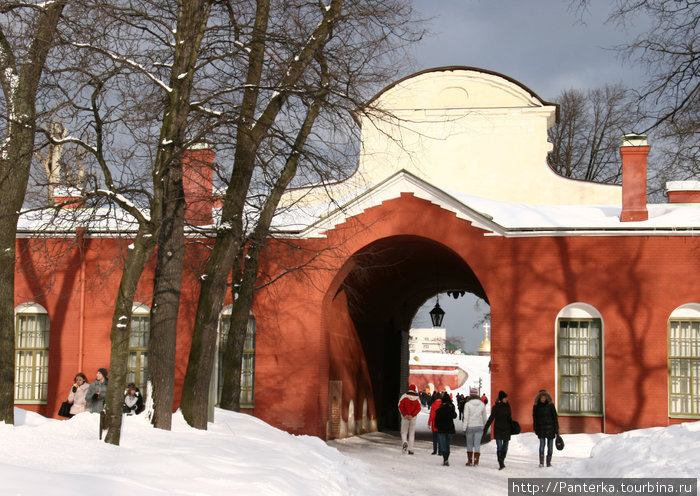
[0,407,698,496]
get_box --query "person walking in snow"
[398,384,421,455]
[533,389,559,467]
[483,390,513,470]
[462,386,487,466]
[66,372,90,417]
[85,368,109,413]
[427,390,442,455]
[457,393,466,421]
[434,392,457,466]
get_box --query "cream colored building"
[409,327,447,354]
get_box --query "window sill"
[669,413,700,419]
[558,412,603,417]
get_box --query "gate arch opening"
[324,234,489,437]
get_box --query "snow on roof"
[448,191,700,234]
[273,170,700,238]
[18,171,700,237]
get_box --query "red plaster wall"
[13,192,700,438]
[408,367,461,393]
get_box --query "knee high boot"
[466,452,473,466]
[497,450,505,470]
[474,452,480,466]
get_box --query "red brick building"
[13,68,700,439]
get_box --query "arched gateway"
[14,68,700,439]
[249,67,700,439]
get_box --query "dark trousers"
[438,433,452,460]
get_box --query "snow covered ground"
[1,406,698,496]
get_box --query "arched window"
[557,303,603,415]
[217,306,256,407]
[668,303,700,417]
[15,303,50,403]
[128,302,149,391]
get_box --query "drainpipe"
[619,134,649,222]
[77,228,86,371]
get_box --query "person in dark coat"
[434,392,457,466]
[122,382,145,415]
[457,393,466,421]
[483,390,512,470]
[85,368,108,413]
[533,389,559,467]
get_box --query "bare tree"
[0,0,68,425]
[548,84,642,183]
[147,0,212,433]
[574,0,699,182]
[38,0,217,444]
[181,0,424,428]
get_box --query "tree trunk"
[102,231,157,444]
[218,68,329,410]
[181,1,342,426]
[0,0,67,425]
[146,0,211,431]
[180,232,239,429]
[148,165,185,430]
[219,254,256,411]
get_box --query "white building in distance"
[409,328,446,354]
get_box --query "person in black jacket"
[483,390,512,470]
[533,389,559,467]
[122,383,145,415]
[434,392,457,466]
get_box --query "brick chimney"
[182,143,215,226]
[619,134,649,222]
[666,181,700,204]
[53,187,83,208]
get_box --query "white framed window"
[669,303,700,417]
[128,302,149,391]
[217,307,255,407]
[15,303,50,404]
[557,303,603,415]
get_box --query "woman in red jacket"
[398,384,422,455]
[427,391,442,455]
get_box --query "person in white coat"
[67,372,90,416]
[462,386,487,466]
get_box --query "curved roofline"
[366,66,559,120]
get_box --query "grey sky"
[408,1,651,100]
[406,2,653,351]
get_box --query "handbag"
[510,420,521,435]
[58,401,72,418]
[555,434,565,450]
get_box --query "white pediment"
[293,170,502,238]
